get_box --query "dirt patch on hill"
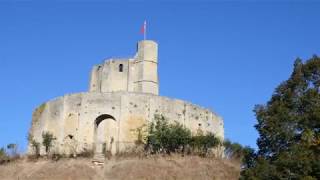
[0,156,240,180]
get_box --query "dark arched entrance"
[94,114,117,155]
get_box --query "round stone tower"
[135,40,159,95]
[28,40,224,158]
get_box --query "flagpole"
[144,20,147,40]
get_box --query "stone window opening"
[68,134,74,139]
[119,64,123,72]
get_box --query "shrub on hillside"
[191,132,221,156]
[145,114,192,154]
[77,148,94,158]
[144,114,221,156]
[224,139,245,159]
[28,134,40,158]
[223,139,256,169]
[0,143,22,164]
[0,147,9,165]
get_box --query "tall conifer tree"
[242,56,320,179]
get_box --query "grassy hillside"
[0,155,240,180]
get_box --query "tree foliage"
[223,139,256,169]
[191,132,221,156]
[42,131,56,154]
[224,139,245,159]
[28,134,40,157]
[241,56,320,179]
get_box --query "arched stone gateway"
[94,114,117,156]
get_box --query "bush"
[42,131,56,154]
[224,139,244,159]
[223,139,256,170]
[51,152,63,161]
[0,148,9,165]
[116,145,146,158]
[77,148,93,158]
[145,114,192,154]
[191,132,221,156]
[145,114,221,156]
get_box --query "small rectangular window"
[119,64,123,72]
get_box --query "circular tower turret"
[135,40,159,95]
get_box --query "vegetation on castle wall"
[241,56,320,179]
[132,124,148,145]
[32,103,46,125]
[37,103,46,115]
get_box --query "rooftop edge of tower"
[138,40,157,44]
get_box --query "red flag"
[140,22,145,34]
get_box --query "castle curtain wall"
[28,92,224,155]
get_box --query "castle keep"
[28,40,224,156]
[89,40,159,95]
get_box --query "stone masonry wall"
[28,92,223,155]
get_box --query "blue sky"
[1,1,320,152]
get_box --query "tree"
[224,139,245,159]
[31,140,40,156]
[42,131,56,154]
[241,56,320,179]
[28,134,40,157]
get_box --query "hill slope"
[0,156,240,180]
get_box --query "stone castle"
[28,40,224,157]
